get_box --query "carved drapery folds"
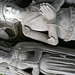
[0,42,75,75]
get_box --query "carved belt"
[64,7,75,41]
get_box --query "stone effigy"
[0,1,21,40]
[0,0,75,75]
[0,0,75,45]
[0,42,75,75]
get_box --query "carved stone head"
[3,2,22,20]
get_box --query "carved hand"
[23,25,31,36]
[47,37,58,45]
[40,3,56,20]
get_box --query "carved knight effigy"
[0,42,75,75]
[1,0,75,45]
[0,0,75,75]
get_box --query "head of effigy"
[3,2,22,20]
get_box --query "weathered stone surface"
[0,0,75,75]
[0,42,75,75]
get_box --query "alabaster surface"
[1,0,75,45]
[0,42,75,75]
[0,0,75,75]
